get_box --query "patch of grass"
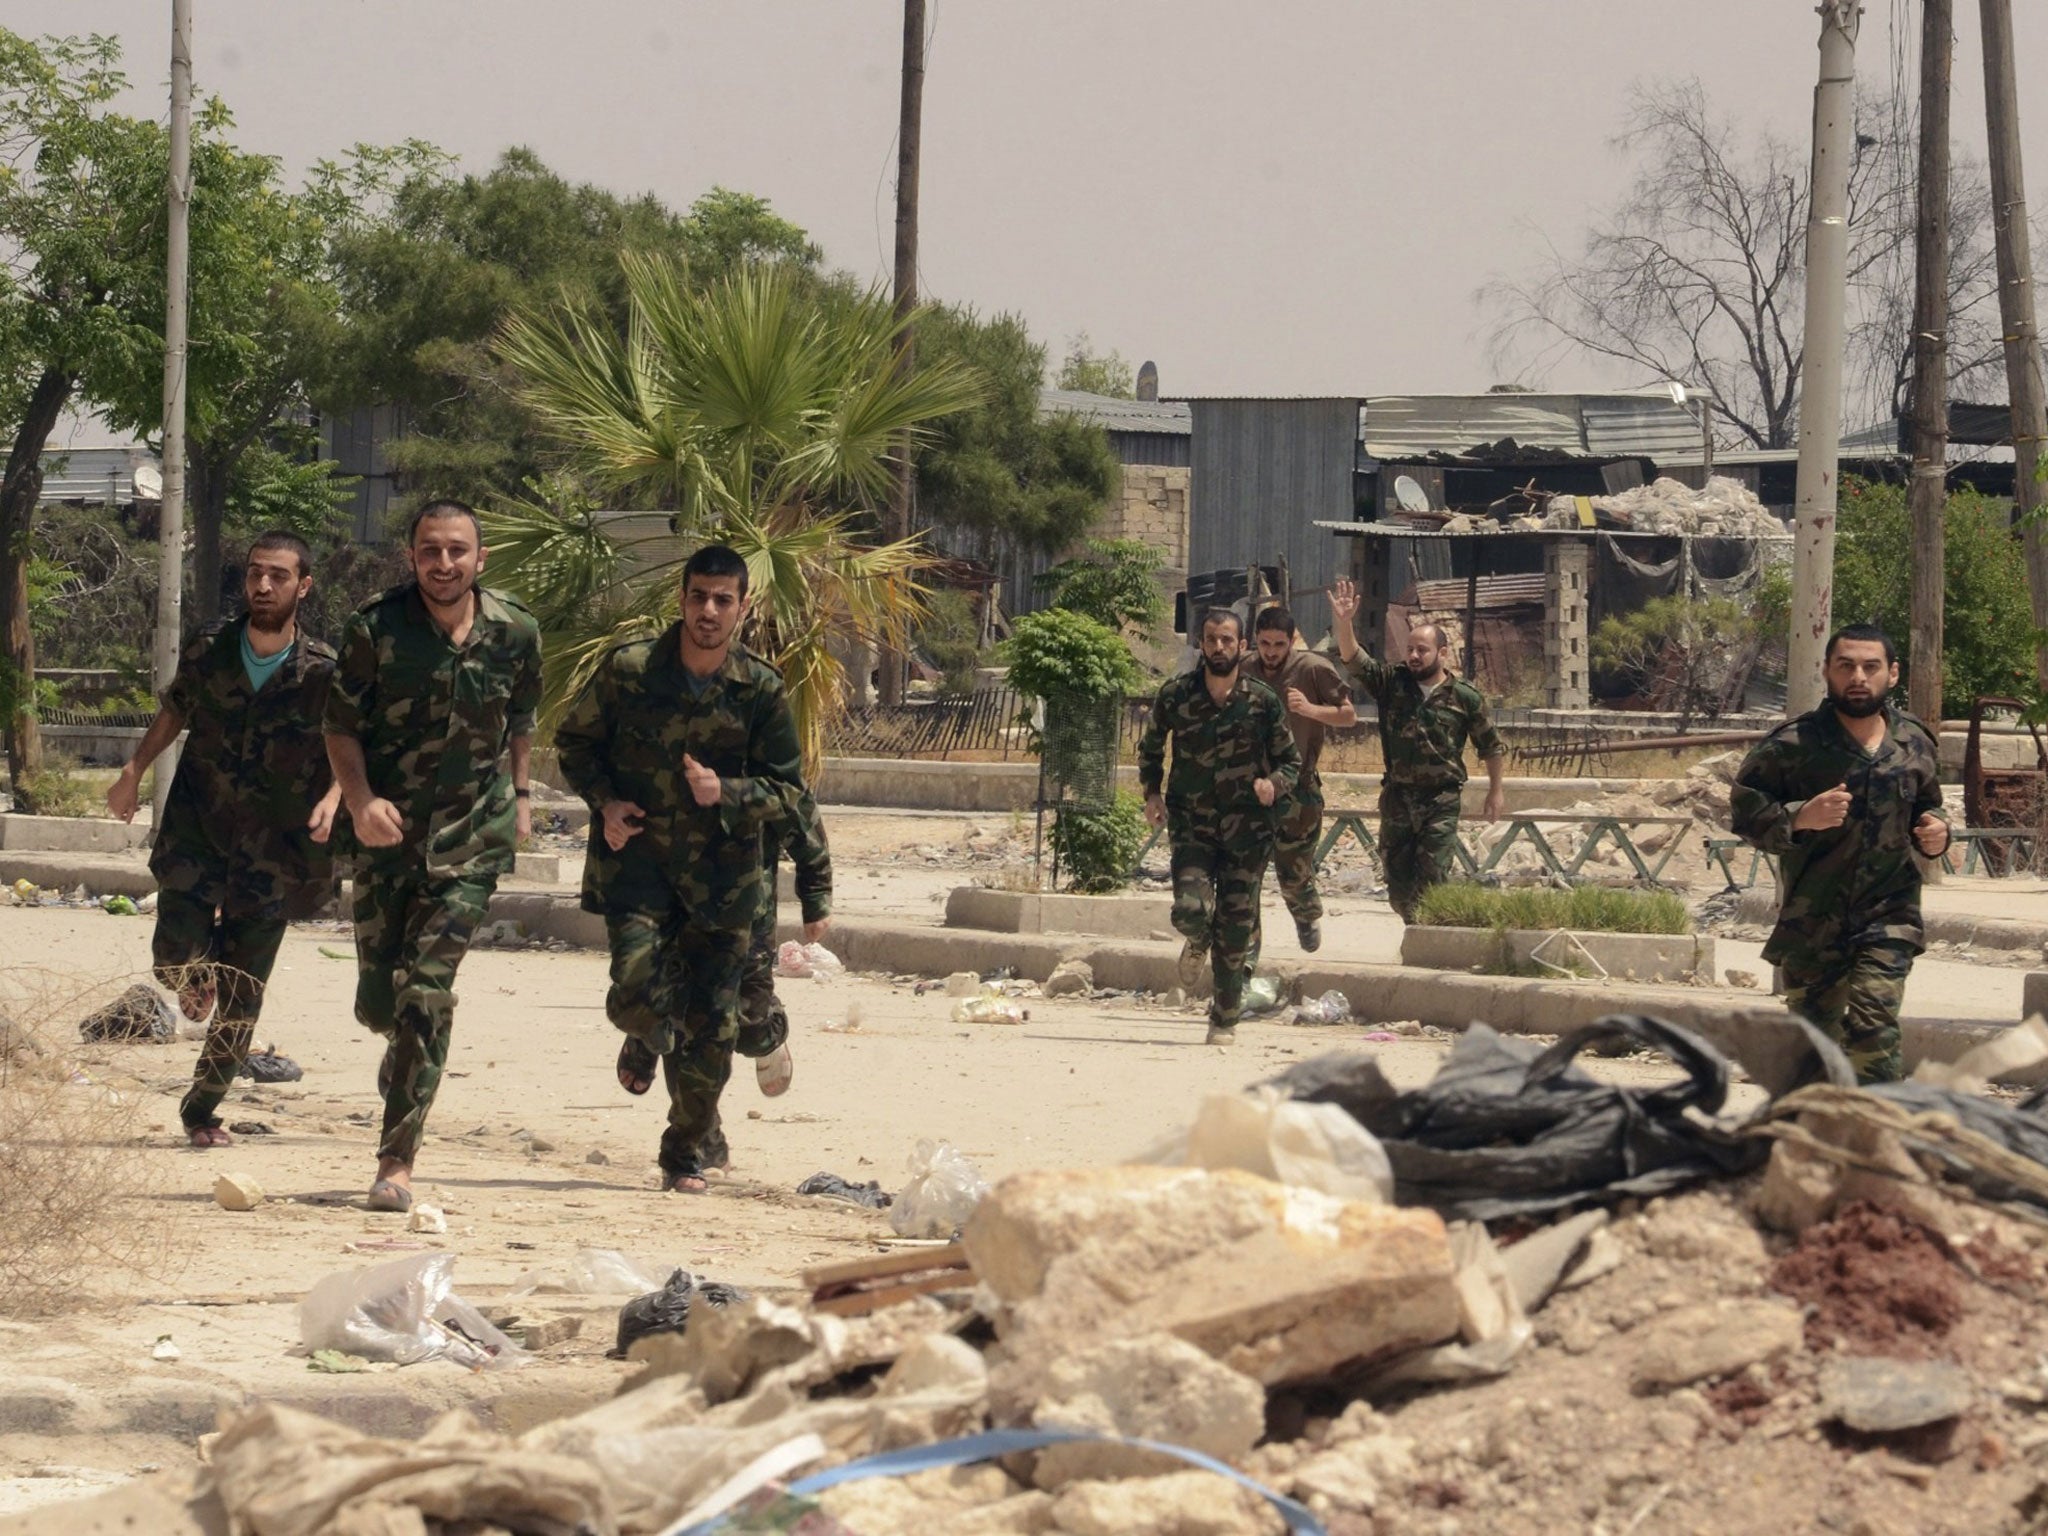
[1414,881,1691,935]
[13,762,106,818]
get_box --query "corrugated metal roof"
[1411,573,1549,610]
[1361,392,1702,460]
[1315,520,1791,542]
[1038,388,1191,435]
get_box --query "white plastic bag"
[774,940,812,978]
[507,1246,671,1297]
[1139,1088,1393,1203]
[300,1252,523,1369]
[888,1139,990,1238]
[1242,976,1283,1015]
[1291,989,1353,1026]
[800,942,843,977]
[950,984,1026,1024]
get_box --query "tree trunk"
[188,444,230,625]
[1907,0,1952,732]
[0,367,74,803]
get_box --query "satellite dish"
[133,463,164,501]
[1393,474,1431,515]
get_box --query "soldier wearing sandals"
[323,500,543,1212]
[555,544,810,1193]
[107,531,342,1149]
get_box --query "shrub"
[12,762,104,818]
[1050,790,1148,893]
[916,589,984,697]
[1413,881,1691,935]
[1000,607,1142,702]
[1591,594,1758,720]
[1033,538,1168,635]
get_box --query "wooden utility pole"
[1907,0,1952,730]
[1980,0,2048,693]
[1789,0,1862,714]
[151,0,193,825]
[877,0,925,707]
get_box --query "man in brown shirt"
[1248,606,1356,951]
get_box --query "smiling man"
[108,531,342,1147]
[1732,624,1949,1083]
[554,543,811,1192]
[323,500,543,1212]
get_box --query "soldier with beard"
[324,501,543,1211]
[1246,605,1355,953]
[108,531,343,1147]
[1138,608,1301,1045]
[1732,624,1950,1083]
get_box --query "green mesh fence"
[1040,691,1122,812]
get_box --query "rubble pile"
[1543,475,1787,539]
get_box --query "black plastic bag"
[611,1270,748,1358]
[796,1172,893,1209]
[79,984,175,1043]
[239,1050,303,1083]
[1269,1014,1770,1221]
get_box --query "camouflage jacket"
[1343,655,1504,794]
[555,627,808,929]
[153,617,338,918]
[1137,669,1301,840]
[771,789,832,926]
[1731,704,1946,965]
[322,583,543,878]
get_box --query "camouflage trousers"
[1169,828,1274,1027]
[1780,938,1915,1084]
[697,902,790,1172]
[604,902,749,1177]
[351,869,498,1165]
[1379,785,1465,922]
[152,880,287,1132]
[1271,773,1326,926]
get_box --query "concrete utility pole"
[877,0,925,708]
[1789,0,1862,716]
[150,0,192,826]
[1907,0,1953,731]
[1979,0,2048,693]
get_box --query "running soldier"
[1138,607,1301,1045]
[323,500,542,1212]
[555,544,808,1192]
[1731,624,1949,1083]
[107,531,341,1147]
[1330,578,1504,921]
[1247,605,1355,952]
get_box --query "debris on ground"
[1289,989,1352,1026]
[890,1140,990,1238]
[950,986,1028,1024]
[212,1173,265,1211]
[507,1247,671,1297]
[300,1252,522,1370]
[78,983,175,1043]
[797,1171,894,1208]
[611,1268,749,1358]
[237,1048,303,1083]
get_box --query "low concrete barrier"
[1398,925,1714,985]
[0,813,147,854]
[944,886,1174,939]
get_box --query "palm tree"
[483,255,983,770]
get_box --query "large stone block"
[964,1166,1456,1387]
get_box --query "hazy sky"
[17,1,2048,398]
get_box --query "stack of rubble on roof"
[1544,475,1786,539]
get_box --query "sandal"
[366,1178,414,1213]
[616,1037,657,1096]
[187,1125,233,1149]
[665,1158,708,1195]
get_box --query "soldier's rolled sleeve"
[507,632,543,740]
[788,796,833,924]
[717,690,806,832]
[1137,684,1171,795]
[1468,696,1506,761]
[1731,742,1805,855]
[321,612,377,740]
[1264,698,1303,799]
[554,666,620,810]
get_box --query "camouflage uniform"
[1245,647,1352,931]
[1343,654,1503,921]
[1731,705,1946,1083]
[150,618,337,1132]
[737,793,833,1060]
[323,583,542,1166]
[555,628,807,1180]
[1137,670,1301,1028]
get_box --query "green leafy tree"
[916,304,1120,555]
[1591,594,1757,723]
[1832,477,2037,715]
[1034,537,1167,634]
[1054,330,1135,398]
[1000,607,1142,702]
[0,30,166,799]
[915,588,983,696]
[486,257,983,770]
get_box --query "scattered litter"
[1141,1087,1393,1203]
[508,1247,670,1297]
[774,941,843,979]
[951,984,1027,1024]
[213,1174,265,1212]
[407,1203,448,1235]
[942,971,981,997]
[300,1252,522,1370]
[611,1269,748,1358]
[1242,975,1283,1015]
[100,894,138,917]
[821,1018,861,1034]
[150,1335,180,1362]
[1043,960,1094,998]
[1289,988,1352,1026]
[79,984,175,1044]
[316,946,350,960]
[889,1140,989,1238]
[1361,1031,1399,1043]
[306,1349,377,1374]
[796,1172,892,1209]
[227,1121,274,1136]
[239,1050,303,1084]
[9,877,37,904]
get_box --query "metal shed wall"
[1188,397,1362,643]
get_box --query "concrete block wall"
[1543,540,1591,709]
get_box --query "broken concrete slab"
[965,1166,1457,1388]
[1820,1356,1976,1433]
[212,1173,265,1212]
[1628,1298,1804,1392]
[1042,959,1095,998]
[1048,1470,1286,1536]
